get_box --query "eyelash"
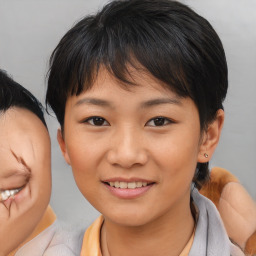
[83,116,173,127]
[83,116,110,126]
[146,117,174,127]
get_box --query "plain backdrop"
[0,0,255,226]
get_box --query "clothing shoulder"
[190,189,245,256]
[45,220,85,256]
[15,220,85,256]
[230,243,246,256]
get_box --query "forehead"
[73,68,181,102]
[0,107,44,133]
[62,68,201,127]
[0,107,49,148]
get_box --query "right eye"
[83,116,109,126]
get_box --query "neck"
[101,201,194,256]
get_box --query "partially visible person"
[200,167,256,255]
[0,70,83,256]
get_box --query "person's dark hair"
[46,0,228,188]
[0,70,47,128]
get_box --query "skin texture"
[0,108,51,256]
[58,69,224,256]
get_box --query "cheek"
[19,140,52,238]
[152,129,201,165]
[150,129,200,184]
[66,131,108,170]
[66,138,101,192]
[31,151,51,207]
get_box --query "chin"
[103,208,155,228]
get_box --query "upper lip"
[102,177,155,183]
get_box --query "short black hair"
[0,70,47,128]
[46,0,228,188]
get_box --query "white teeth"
[0,188,20,201]
[128,182,136,189]
[1,191,9,201]
[5,190,11,197]
[136,181,142,188]
[120,182,128,189]
[108,181,149,189]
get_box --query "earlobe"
[198,109,225,163]
[57,128,71,165]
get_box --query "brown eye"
[85,116,109,126]
[146,117,172,127]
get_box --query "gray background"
[0,0,255,226]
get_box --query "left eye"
[146,117,172,127]
[84,116,109,126]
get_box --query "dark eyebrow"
[140,98,182,108]
[75,97,181,109]
[75,98,113,108]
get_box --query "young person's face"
[0,108,51,255]
[59,69,221,227]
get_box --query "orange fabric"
[80,215,194,256]
[80,215,103,256]
[8,205,56,256]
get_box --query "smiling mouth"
[103,180,155,199]
[0,187,24,202]
[105,181,155,189]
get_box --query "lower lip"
[15,185,29,202]
[103,183,154,199]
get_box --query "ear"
[198,109,225,163]
[57,128,71,165]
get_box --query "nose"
[106,126,148,169]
